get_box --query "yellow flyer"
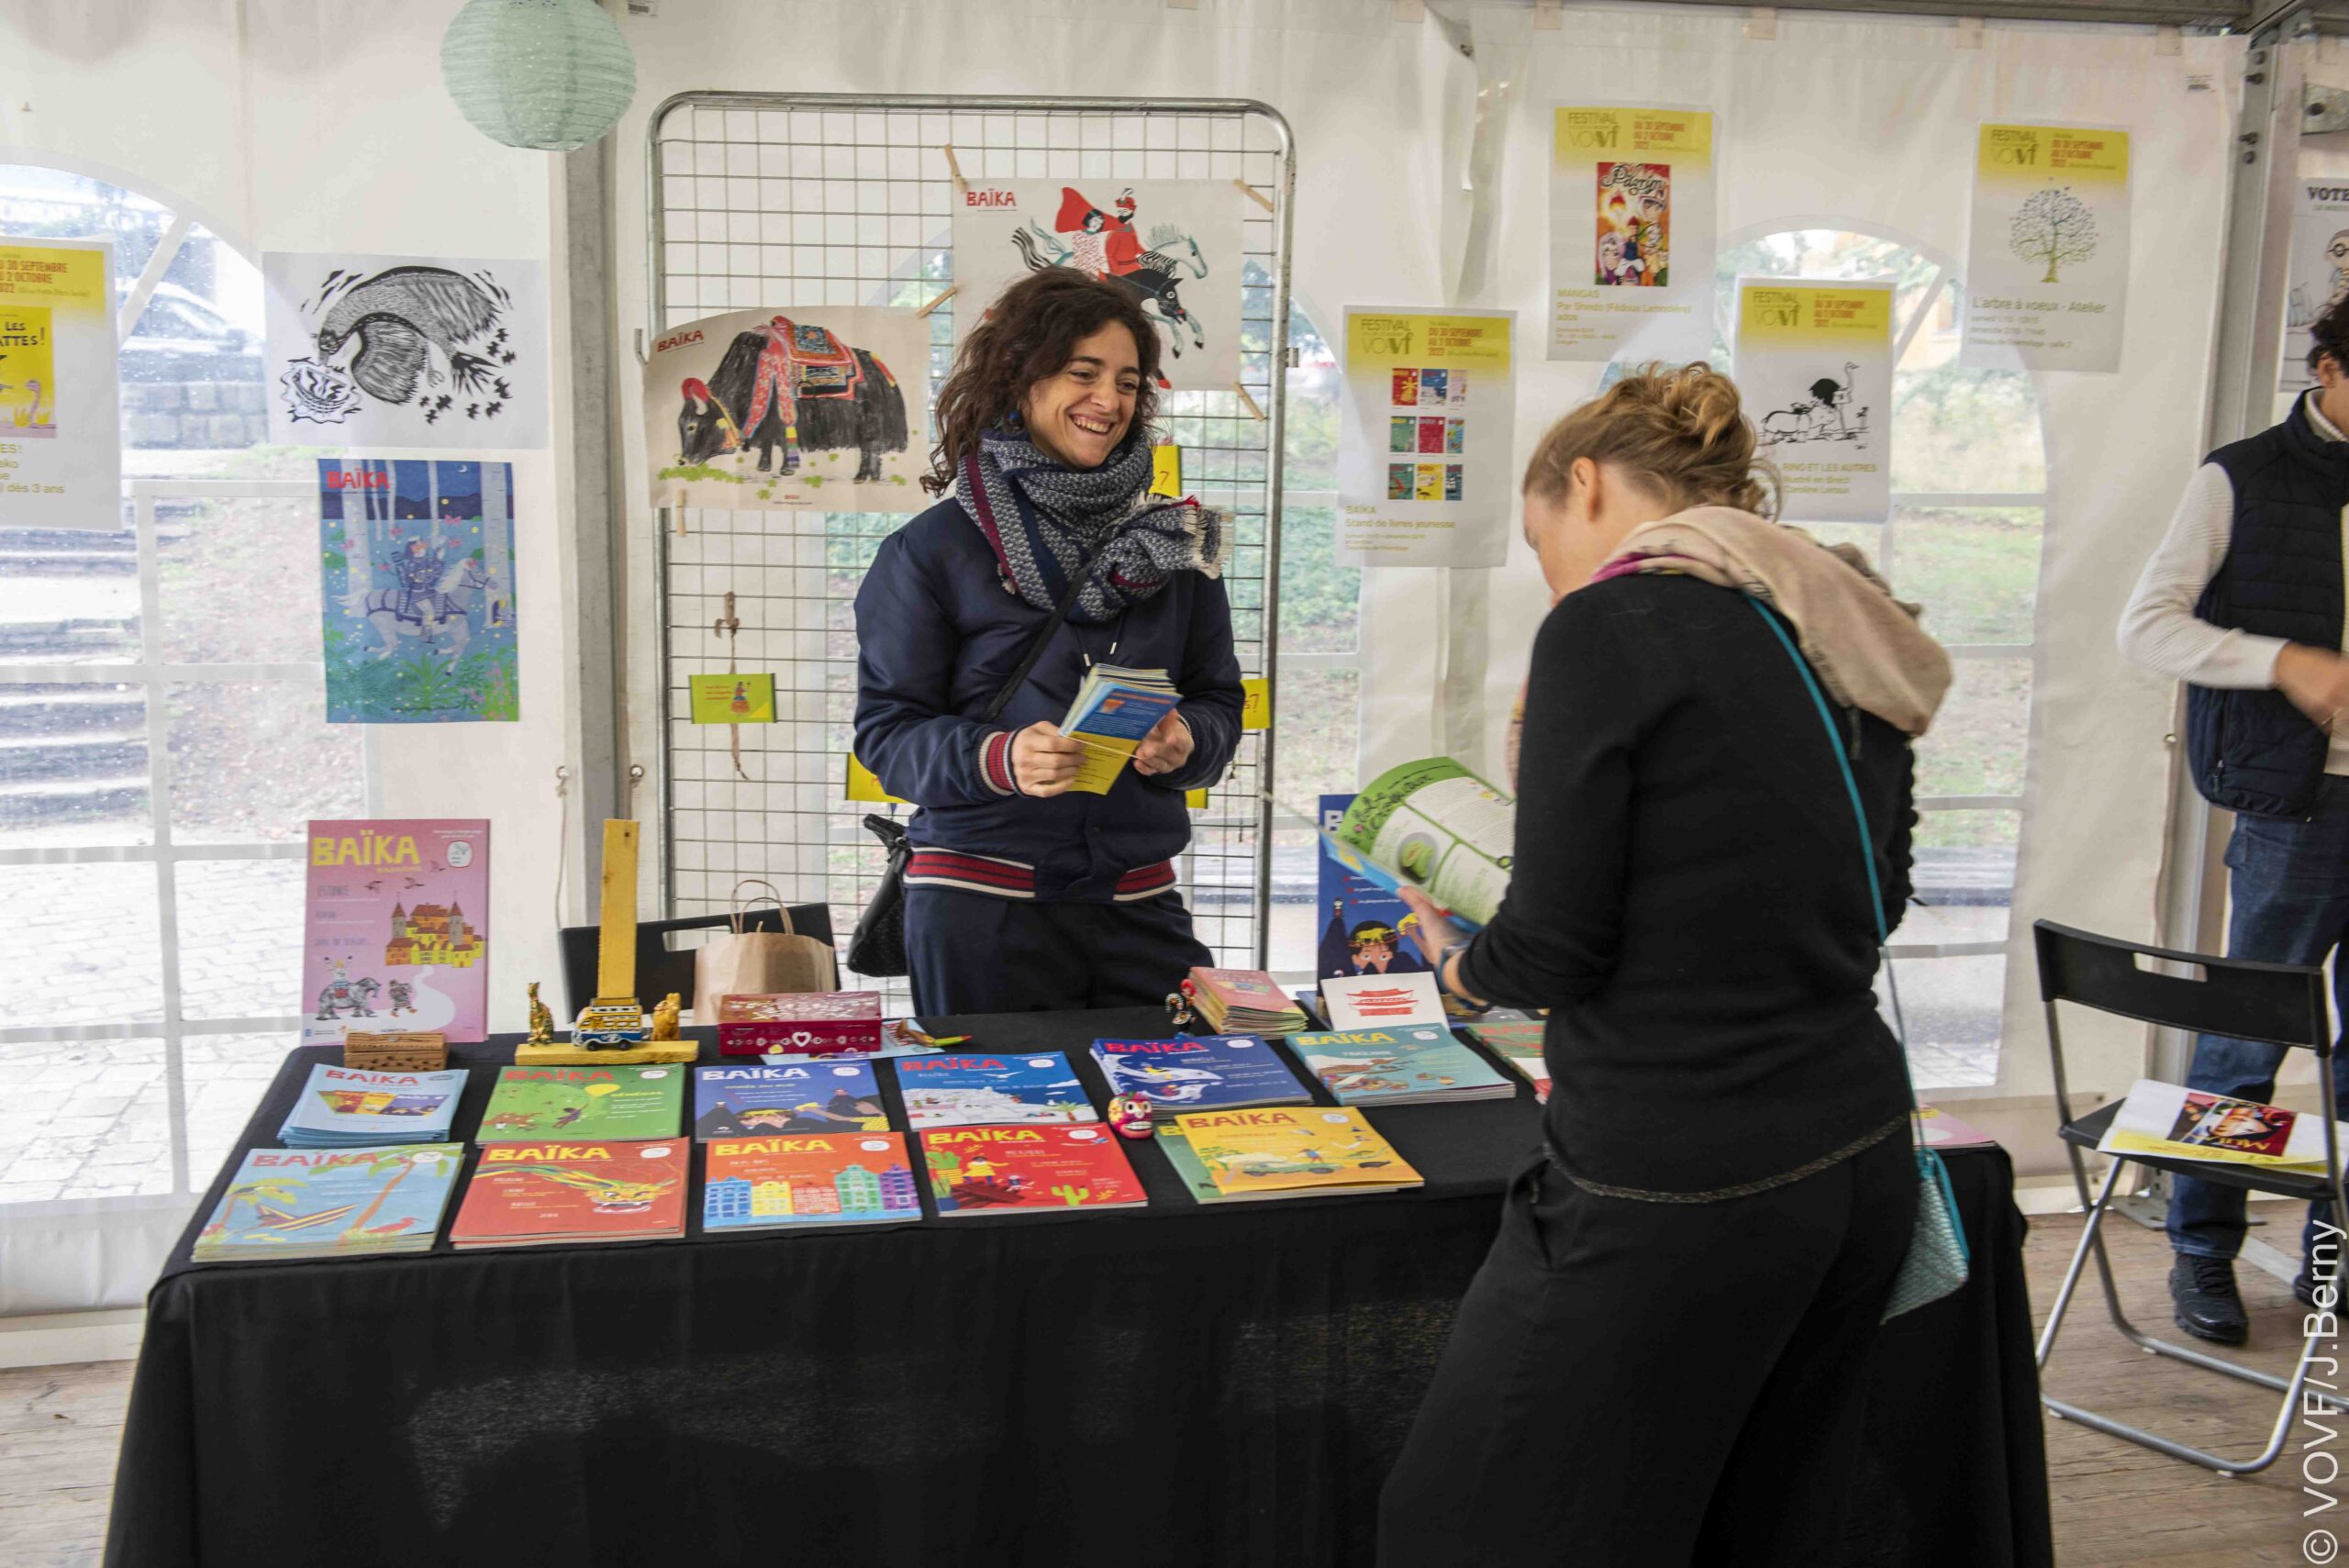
[1547,106,1717,363]
[1733,278,1893,525]
[1961,124,2129,373]
[1337,307,1515,569]
[0,239,118,527]
[688,673,775,724]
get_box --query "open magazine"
[1319,758,1514,930]
[2097,1079,2345,1173]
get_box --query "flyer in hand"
[703,1132,922,1231]
[450,1140,689,1248]
[693,1062,888,1139]
[1321,759,1514,929]
[919,1124,1147,1215]
[2096,1079,2339,1172]
[195,1143,464,1262]
[1089,1035,1315,1111]
[1059,664,1184,795]
[476,1065,684,1144]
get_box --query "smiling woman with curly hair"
[852,269,1243,1014]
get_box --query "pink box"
[717,991,883,1057]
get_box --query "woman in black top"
[1377,365,1950,1567]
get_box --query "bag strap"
[1744,597,1925,1124]
[727,878,787,937]
[978,540,1108,727]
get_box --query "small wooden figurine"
[650,992,682,1041]
[525,983,555,1045]
[1108,1094,1155,1140]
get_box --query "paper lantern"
[440,0,637,153]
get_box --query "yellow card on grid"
[1186,787,1209,808]
[1241,676,1270,730]
[1151,445,1183,498]
[845,753,907,804]
[689,673,775,724]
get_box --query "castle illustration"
[707,1162,918,1220]
[384,899,483,969]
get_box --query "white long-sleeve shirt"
[2117,390,2349,775]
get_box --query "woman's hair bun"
[1522,361,1778,518]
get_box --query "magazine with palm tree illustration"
[1319,758,1515,930]
[195,1143,464,1262]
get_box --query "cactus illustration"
[1049,1183,1091,1207]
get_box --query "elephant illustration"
[315,975,383,1021]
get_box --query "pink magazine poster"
[303,819,490,1046]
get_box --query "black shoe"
[2170,1255,2250,1346]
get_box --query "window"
[0,165,357,1213]
[1711,228,2047,1090]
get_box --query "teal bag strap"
[1745,596,1971,1268]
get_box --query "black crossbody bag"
[846,551,1102,977]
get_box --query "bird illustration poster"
[1548,107,1715,362]
[2281,182,2349,395]
[318,459,519,723]
[951,180,1242,392]
[1335,307,1514,568]
[0,239,117,528]
[264,251,548,448]
[1960,124,2129,373]
[1732,278,1893,525]
[643,306,928,511]
[301,818,490,1048]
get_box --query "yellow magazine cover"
[1168,1106,1421,1196]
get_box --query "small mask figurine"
[525,982,554,1045]
[1164,979,1197,1030]
[651,992,683,1041]
[1108,1094,1155,1140]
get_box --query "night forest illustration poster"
[318,460,519,724]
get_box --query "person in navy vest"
[2119,293,2349,1347]
[852,270,1242,1015]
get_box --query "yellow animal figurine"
[650,992,683,1041]
[525,982,555,1045]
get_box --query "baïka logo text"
[653,328,704,354]
[323,470,388,491]
[963,188,1019,208]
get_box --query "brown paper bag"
[691,880,840,1019]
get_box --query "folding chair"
[2032,918,2346,1476]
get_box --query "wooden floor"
[0,1211,2326,1565]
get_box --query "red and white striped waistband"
[904,850,1178,903]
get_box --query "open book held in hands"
[1060,664,1184,794]
[1319,758,1515,930]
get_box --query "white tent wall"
[0,0,574,1316]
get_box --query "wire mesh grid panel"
[648,95,1294,998]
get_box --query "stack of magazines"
[279,1063,465,1148]
[195,1144,463,1262]
[1158,1106,1423,1203]
[1187,967,1308,1036]
[1061,664,1184,794]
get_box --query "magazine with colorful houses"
[2098,1079,2339,1171]
[892,1052,1097,1128]
[449,1140,689,1248]
[301,818,490,1047]
[1166,1106,1422,1198]
[476,1065,684,1144]
[703,1132,922,1231]
[694,1062,888,1139]
[194,1143,464,1262]
[1322,758,1514,929]
[1289,1026,1515,1106]
[919,1124,1147,1215]
[279,1063,467,1147]
[1088,1036,1315,1111]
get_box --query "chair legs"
[2037,1147,2349,1477]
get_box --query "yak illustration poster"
[1732,278,1893,525]
[2282,181,2349,395]
[318,459,519,724]
[264,251,549,448]
[1549,106,1714,362]
[1960,125,2129,374]
[952,180,1243,392]
[301,818,489,1049]
[0,239,117,528]
[643,306,927,511]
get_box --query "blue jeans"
[2167,775,2349,1262]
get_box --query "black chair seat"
[2061,1100,2339,1200]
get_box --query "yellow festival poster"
[1337,307,1515,569]
[0,239,117,526]
[1733,278,1894,524]
[1961,124,2129,373]
[1548,106,1716,363]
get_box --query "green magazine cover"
[477,1064,684,1144]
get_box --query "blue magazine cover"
[892,1052,1097,1128]
[195,1143,464,1261]
[1316,792,1441,981]
[693,1062,886,1140]
[278,1063,466,1147]
[1291,1025,1515,1105]
[1090,1035,1314,1110]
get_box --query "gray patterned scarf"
[954,424,1224,625]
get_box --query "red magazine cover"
[450,1140,687,1247]
[918,1124,1147,1216]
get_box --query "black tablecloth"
[103,1008,2052,1568]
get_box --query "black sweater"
[1459,574,1917,1198]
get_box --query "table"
[103,1006,2052,1568]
